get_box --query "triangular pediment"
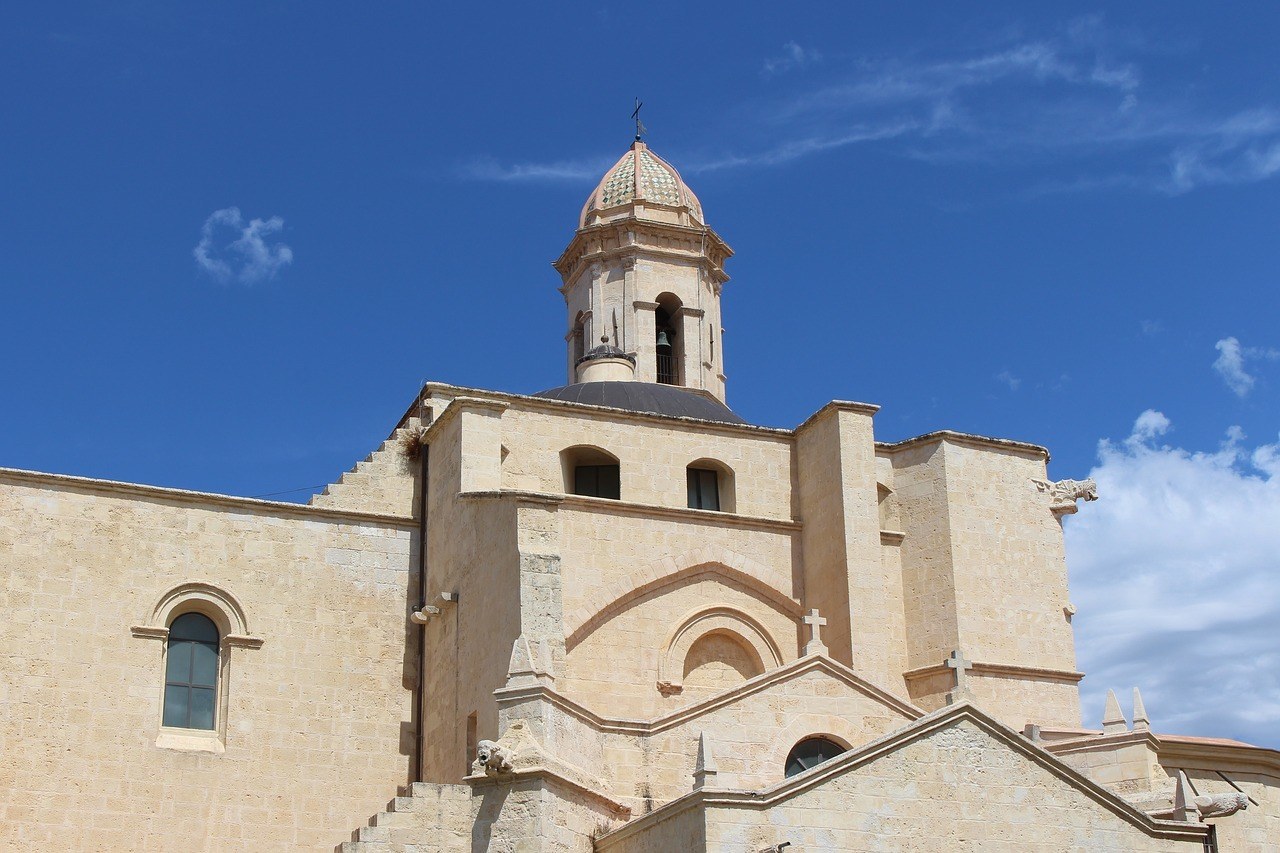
[597,703,1210,851]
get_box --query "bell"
[656,330,672,348]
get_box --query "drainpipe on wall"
[411,439,429,783]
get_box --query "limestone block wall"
[890,435,1081,728]
[795,404,905,692]
[600,718,1204,853]
[503,661,918,818]
[561,572,799,719]
[495,404,794,520]
[0,472,415,851]
[891,440,961,672]
[419,404,523,784]
[941,442,1076,675]
[310,421,421,517]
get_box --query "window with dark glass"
[784,736,845,778]
[163,613,219,730]
[573,464,620,500]
[687,467,720,511]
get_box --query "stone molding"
[495,654,924,737]
[879,530,906,545]
[0,466,416,528]
[793,400,882,433]
[876,429,1050,461]
[565,549,802,644]
[903,660,1084,685]
[593,703,1212,850]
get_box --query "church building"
[2,137,1277,851]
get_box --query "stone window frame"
[560,444,622,500]
[656,605,782,696]
[131,581,263,753]
[765,717,858,784]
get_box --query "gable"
[598,708,1208,852]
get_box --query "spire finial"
[631,98,646,142]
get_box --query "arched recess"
[657,606,783,695]
[560,444,620,500]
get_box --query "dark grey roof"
[576,344,636,366]
[532,382,747,425]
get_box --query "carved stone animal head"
[475,739,514,775]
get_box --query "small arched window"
[163,613,220,730]
[561,445,621,500]
[687,459,735,513]
[655,293,682,385]
[784,736,846,778]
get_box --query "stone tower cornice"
[553,219,733,292]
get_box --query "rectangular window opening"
[574,464,620,500]
[687,468,720,511]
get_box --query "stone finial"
[1173,771,1196,822]
[944,649,973,704]
[802,609,828,655]
[693,732,718,790]
[1132,687,1150,732]
[1102,689,1128,734]
[1031,477,1099,515]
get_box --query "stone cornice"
[461,489,798,532]
[409,382,793,439]
[466,765,632,818]
[903,660,1084,685]
[1155,735,1280,779]
[495,654,922,737]
[794,399,881,433]
[0,466,416,528]
[880,530,906,545]
[876,429,1050,461]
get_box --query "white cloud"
[995,369,1021,391]
[1067,411,1280,747]
[762,41,821,78]
[193,207,294,284]
[456,155,613,183]
[1212,336,1279,397]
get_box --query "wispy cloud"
[1213,336,1279,397]
[995,369,1022,391]
[461,18,1280,196]
[193,207,293,284]
[456,155,615,183]
[762,41,821,78]
[1069,411,1280,747]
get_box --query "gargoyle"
[1031,477,1098,514]
[1196,791,1249,819]
[475,739,515,776]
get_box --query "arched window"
[571,312,586,366]
[561,445,620,500]
[163,613,220,730]
[654,293,682,385]
[687,459,735,513]
[784,736,846,778]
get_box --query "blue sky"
[2,5,1277,745]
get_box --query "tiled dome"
[580,141,704,227]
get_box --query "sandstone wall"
[0,472,415,851]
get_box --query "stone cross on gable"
[945,649,973,704]
[803,609,827,655]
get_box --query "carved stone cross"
[803,609,827,655]
[945,649,973,703]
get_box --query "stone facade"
[3,138,1278,850]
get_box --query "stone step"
[358,824,391,842]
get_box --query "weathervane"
[632,98,646,141]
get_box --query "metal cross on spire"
[631,98,646,141]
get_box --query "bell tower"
[553,139,733,402]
